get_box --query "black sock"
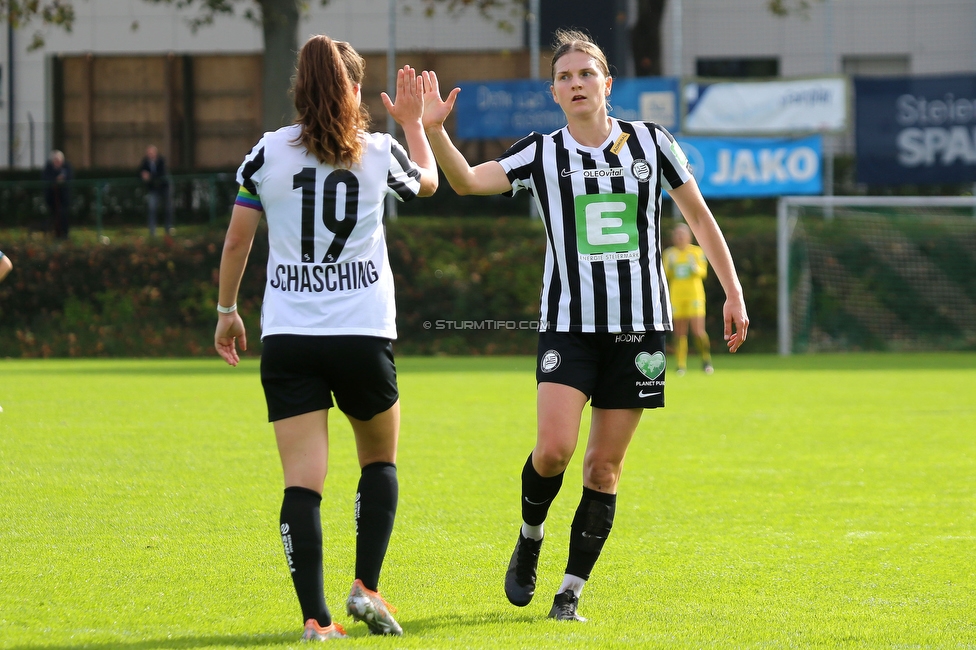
[280,486,331,626]
[565,487,616,580]
[521,453,565,527]
[355,462,398,592]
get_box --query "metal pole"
[28,111,34,168]
[529,0,540,79]
[668,0,684,220]
[824,0,834,75]
[777,198,791,356]
[209,176,217,226]
[385,0,398,221]
[672,0,683,77]
[528,0,540,219]
[823,0,834,219]
[8,15,15,168]
[95,184,104,239]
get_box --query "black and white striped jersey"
[236,124,422,339]
[496,118,693,333]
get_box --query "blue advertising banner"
[855,74,976,185]
[454,77,679,140]
[672,135,822,198]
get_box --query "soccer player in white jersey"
[214,35,437,641]
[422,29,748,621]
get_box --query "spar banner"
[855,74,976,185]
[671,135,822,198]
[455,77,679,139]
[683,77,848,135]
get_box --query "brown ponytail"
[292,35,370,167]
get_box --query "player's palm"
[382,65,424,127]
[422,71,460,129]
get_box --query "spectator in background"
[42,150,72,239]
[0,249,11,282]
[663,222,713,375]
[139,145,173,236]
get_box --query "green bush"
[0,231,251,357]
[0,173,240,229]
[0,216,779,358]
[386,218,547,355]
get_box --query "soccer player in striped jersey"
[215,35,437,641]
[422,29,748,621]
[663,223,713,375]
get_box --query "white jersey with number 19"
[236,124,422,340]
[496,118,694,334]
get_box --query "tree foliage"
[768,0,824,17]
[0,0,75,50]
[415,0,525,33]
[142,0,327,31]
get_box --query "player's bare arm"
[670,178,749,352]
[0,254,12,283]
[215,204,261,366]
[421,70,511,196]
[382,65,438,197]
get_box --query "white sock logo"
[280,523,295,574]
[354,492,362,535]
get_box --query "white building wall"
[1,0,972,169]
[664,0,976,77]
[660,0,975,156]
[301,1,522,53]
[0,0,520,169]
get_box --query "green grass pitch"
[1,353,974,648]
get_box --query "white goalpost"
[777,195,976,355]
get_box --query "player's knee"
[533,444,573,476]
[583,459,622,492]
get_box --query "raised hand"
[421,70,461,130]
[382,65,424,127]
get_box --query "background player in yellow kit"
[664,223,713,375]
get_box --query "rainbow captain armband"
[235,186,263,211]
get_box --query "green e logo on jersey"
[574,193,640,261]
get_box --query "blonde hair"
[550,29,610,81]
[292,35,370,167]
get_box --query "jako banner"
[684,77,848,135]
[855,74,976,185]
[454,77,679,140]
[672,135,822,198]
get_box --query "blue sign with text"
[672,135,823,198]
[454,77,680,139]
[855,74,976,185]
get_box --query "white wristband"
[216,303,237,314]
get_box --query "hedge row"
[0,174,241,230]
[0,217,778,358]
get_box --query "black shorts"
[536,331,668,409]
[260,334,398,422]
